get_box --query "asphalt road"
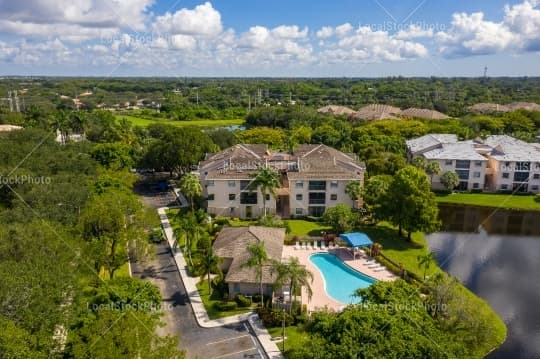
[131,242,265,359]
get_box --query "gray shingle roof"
[423,143,487,161]
[213,226,285,284]
[405,134,458,154]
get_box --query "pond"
[427,204,540,358]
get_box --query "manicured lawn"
[284,220,332,237]
[196,279,254,319]
[99,262,131,280]
[115,114,244,128]
[267,325,308,356]
[227,218,257,227]
[436,192,540,211]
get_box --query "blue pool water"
[310,253,377,304]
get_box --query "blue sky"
[0,0,539,76]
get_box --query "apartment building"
[406,134,540,193]
[198,144,365,218]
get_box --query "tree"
[236,127,286,149]
[440,170,460,191]
[242,241,268,307]
[179,173,202,211]
[272,257,313,314]
[361,175,392,222]
[412,156,427,170]
[90,142,134,170]
[345,181,361,208]
[385,166,440,240]
[248,166,281,217]
[195,246,222,295]
[425,161,442,184]
[173,213,201,266]
[417,252,435,280]
[322,204,355,234]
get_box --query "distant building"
[0,124,23,132]
[406,134,540,193]
[212,226,285,298]
[198,144,365,218]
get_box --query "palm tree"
[272,257,313,314]
[196,246,222,295]
[412,156,427,170]
[248,166,280,217]
[242,241,268,307]
[345,181,361,208]
[425,161,442,184]
[173,213,201,266]
[417,252,435,280]
[179,173,202,212]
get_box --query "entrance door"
[246,206,252,218]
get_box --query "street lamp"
[278,296,285,352]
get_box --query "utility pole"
[7,91,13,112]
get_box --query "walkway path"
[158,207,283,359]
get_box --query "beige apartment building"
[406,134,540,193]
[197,144,365,218]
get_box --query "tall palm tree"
[248,166,280,217]
[196,246,222,295]
[179,173,202,212]
[272,257,313,314]
[425,161,442,185]
[242,241,268,307]
[417,252,435,280]
[173,213,200,266]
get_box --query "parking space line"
[244,323,265,358]
[206,334,250,346]
[213,348,256,359]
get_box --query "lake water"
[427,205,540,358]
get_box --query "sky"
[0,0,539,77]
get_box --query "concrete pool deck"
[281,245,398,312]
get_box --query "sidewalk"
[158,207,284,358]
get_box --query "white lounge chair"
[294,241,300,250]
[320,241,326,250]
[313,241,319,250]
[303,242,309,250]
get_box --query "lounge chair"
[320,241,326,250]
[373,268,386,272]
[303,242,309,250]
[313,241,319,250]
[294,241,300,250]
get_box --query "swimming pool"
[310,253,377,304]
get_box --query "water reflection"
[438,204,540,236]
[427,232,540,358]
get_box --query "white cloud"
[335,23,353,37]
[395,24,434,40]
[316,26,334,39]
[153,2,222,37]
[170,34,197,50]
[271,25,308,39]
[319,25,428,64]
[315,23,352,39]
[0,0,153,42]
[436,0,540,56]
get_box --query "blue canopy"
[339,232,373,247]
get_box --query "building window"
[534,174,540,180]
[532,185,539,191]
[295,208,303,215]
[445,160,452,166]
[455,170,469,180]
[308,192,326,205]
[514,172,530,182]
[330,180,338,188]
[516,162,531,171]
[473,172,481,178]
[265,194,270,201]
[207,180,215,186]
[228,180,236,187]
[229,194,236,201]
[308,206,325,217]
[308,180,326,191]
[502,172,509,179]
[501,184,508,190]
[295,181,303,189]
[473,183,480,189]
[240,192,257,204]
[475,161,483,167]
[207,194,215,201]
[240,180,250,190]
[455,160,471,169]
[296,194,303,201]
[330,194,337,200]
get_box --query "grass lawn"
[267,325,308,357]
[99,262,131,280]
[284,219,331,237]
[196,279,254,320]
[115,114,244,128]
[436,192,540,211]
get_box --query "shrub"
[235,294,252,307]
[256,307,294,327]
[216,301,237,311]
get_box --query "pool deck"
[281,245,398,312]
